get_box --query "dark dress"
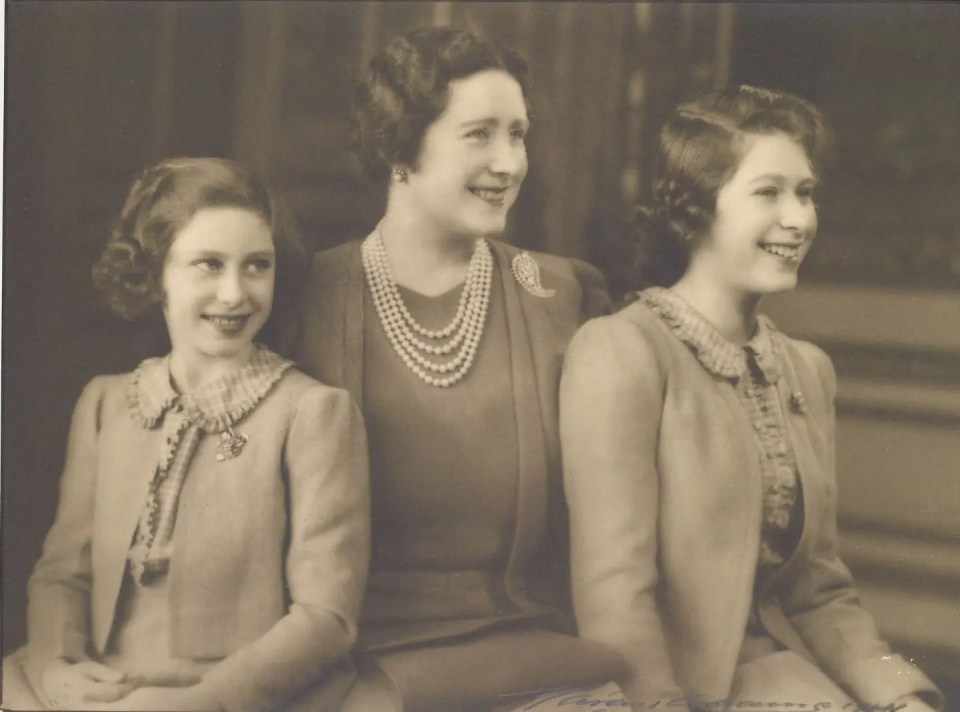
[286,237,623,710]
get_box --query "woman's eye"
[797,187,817,202]
[754,186,779,198]
[245,259,274,274]
[194,258,223,272]
[466,128,490,140]
[510,127,527,141]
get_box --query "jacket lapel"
[342,241,365,405]
[92,423,157,651]
[492,242,555,608]
[777,341,826,574]
[700,379,765,695]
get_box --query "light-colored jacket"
[25,367,370,712]
[560,300,939,709]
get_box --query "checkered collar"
[638,287,781,384]
[127,345,293,432]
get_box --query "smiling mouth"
[204,315,251,334]
[470,187,508,207]
[760,243,802,262]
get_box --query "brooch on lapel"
[789,391,807,415]
[511,251,556,298]
[216,426,249,462]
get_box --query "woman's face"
[162,206,275,369]
[404,69,529,239]
[692,132,818,296]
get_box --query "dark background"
[4,2,959,701]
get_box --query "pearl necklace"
[361,230,493,388]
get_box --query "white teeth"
[761,244,800,260]
[207,316,247,328]
[471,188,506,204]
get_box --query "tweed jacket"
[25,362,370,712]
[560,299,940,710]
[284,237,610,650]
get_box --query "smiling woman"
[283,26,623,712]
[2,158,370,711]
[394,67,530,244]
[560,86,944,712]
[685,132,819,301]
[160,207,277,385]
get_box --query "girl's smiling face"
[692,131,819,297]
[162,206,275,374]
[403,69,530,239]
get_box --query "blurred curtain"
[3,1,241,654]
[229,2,633,259]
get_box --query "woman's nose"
[780,195,817,233]
[216,269,245,306]
[489,137,527,177]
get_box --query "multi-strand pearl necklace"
[361,230,493,388]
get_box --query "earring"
[391,166,408,184]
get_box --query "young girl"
[3,158,369,711]
[560,87,943,711]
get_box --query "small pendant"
[216,427,249,462]
[511,251,556,298]
[789,391,807,414]
[130,558,147,586]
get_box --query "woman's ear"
[390,165,408,184]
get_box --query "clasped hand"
[41,658,217,710]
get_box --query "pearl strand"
[365,238,481,355]
[367,231,475,339]
[363,239,491,378]
[361,232,493,388]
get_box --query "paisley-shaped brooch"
[511,251,556,298]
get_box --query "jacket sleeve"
[560,316,685,706]
[780,344,943,710]
[24,378,106,694]
[201,385,371,712]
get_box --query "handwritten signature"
[514,687,908,712]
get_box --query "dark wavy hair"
[352,26,532,181]
[632,85,830,289]
[91,157,306,346]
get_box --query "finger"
[83,680,140,703]
[74,660,128,683]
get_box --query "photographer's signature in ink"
[509,686,909,712]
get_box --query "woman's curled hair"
[633,85,830,289]
[91,157,306,343]
[352,26,531,180]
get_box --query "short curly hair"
[352,26,532,180]
[91,157,306,345]
[633,85,830,289]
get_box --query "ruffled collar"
[638,287,781,383]
[127,345,293,432]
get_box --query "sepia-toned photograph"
[3,2,958,711]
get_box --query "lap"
[338,662,403,712]
[3,648,46,711]
[340,627,625,712]
[729,649,854,709]
[337,669,623,712]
